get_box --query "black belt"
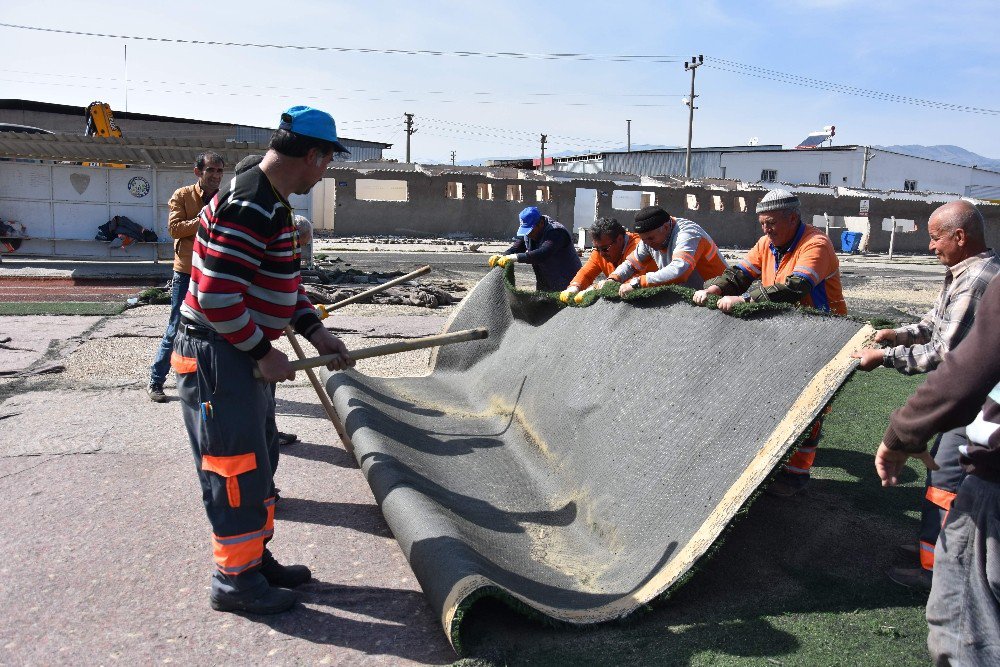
[179,317,220,340]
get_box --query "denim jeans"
[149,271,191,386]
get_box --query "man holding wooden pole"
[172,106,353,615]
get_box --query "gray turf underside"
[326,269,863,637]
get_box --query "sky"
[2,1,998,164]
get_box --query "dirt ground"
[0,248,944,665]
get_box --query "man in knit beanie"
[693,189,846,315]
[693,188,846,496]
[606,205,727,296]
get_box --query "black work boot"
[210,585,297,614]
[147,383,167,403]
[260,550,312,588]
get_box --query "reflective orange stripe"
[786,447,817,474]
[170,351,197,374]
[925,486,957,510]
[919,540,935,570]
[202,453,257,509]
[264,495,275,533]
[212,528,267,575]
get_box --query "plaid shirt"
[884,249,1000,375]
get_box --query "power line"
[0,23,683,63]
[0,68,681,108]
[420,116,621,146]
[705,57,1000,116]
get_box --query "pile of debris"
[301,260,464,309]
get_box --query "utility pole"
[860,146,875,188]
[404,113,416,163]
[450,150,456,166]
[683,54,704,180]
[626,119,631,153]
[539,134,547,172]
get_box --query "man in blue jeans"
[147,152,224,403]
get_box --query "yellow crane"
[84,101,123,138]
[84,101,125,168]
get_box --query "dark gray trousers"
[926,475,1000,665]
[174,326,280,597]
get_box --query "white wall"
[0,161,313,259]
[720,148,1000,196]
[721,150,862,187]
[866,150,1000,194]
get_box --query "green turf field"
[454,370,933,666]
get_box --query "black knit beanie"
[633,206,670,233]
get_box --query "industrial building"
[543,143,1000,198]
[0,99,392,162]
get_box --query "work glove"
[574,287,593,304]
[559,288,579,303]
[496,254,517,268]
[488,254,502,268]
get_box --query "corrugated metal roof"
[0,132,267,167]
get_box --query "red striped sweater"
[180,166,322,360]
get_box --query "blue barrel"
[840,231,862,253]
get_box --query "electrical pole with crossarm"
[404,113,416,163]
[683,55,704,180]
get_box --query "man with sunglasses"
[558,217,656,303]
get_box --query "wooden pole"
[283,326,355,461]
[317,265,432,317]
[260,328,489,377]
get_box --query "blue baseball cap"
[278,106,350,154]
[516,207,542,236]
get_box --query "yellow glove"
[488,254,502,268]
[558,289,578,303]
[497,254,517,268]
[317,303,332,320]
[574,291,587,304]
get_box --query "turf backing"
[452,370,931,666]
[326,267,871,651]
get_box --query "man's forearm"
[705,267,752,296]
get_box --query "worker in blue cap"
[175,105,354,616]
[488,206,582,291]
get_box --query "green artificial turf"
[0,301,127,316]
[452,370,933,666]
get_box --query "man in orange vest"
[558,217,656,303]
[608,206,728,296]
[693,189,846,315]
[693,189,847,496]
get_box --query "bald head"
[927,200,987,266]
[932,201,986,243]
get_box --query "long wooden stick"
[259,328,488,377]
[283,326,356,461]
[318,265,432,317]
